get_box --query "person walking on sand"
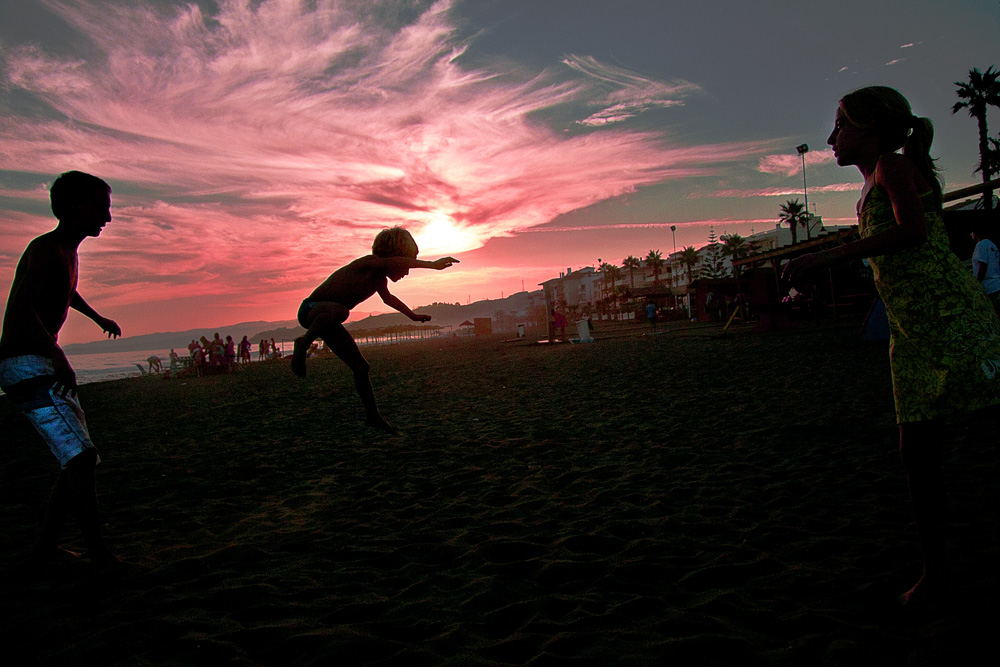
[784,87,1000,605]
[291,226,458,433]
[971,220,1000,316]
[0,171,123,573]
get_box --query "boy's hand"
[432,257,459,270]
[97,317,121,339]
[51,356,78,398]
[412,314,432,323]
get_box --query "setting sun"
[415,215,483,256]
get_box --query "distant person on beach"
[224,335,237,370]
[0,171,122,573]
[783,87,1000,604]
[270,338,281,359]
[259,338,268,361]
[971,220,1000,315]
[290,226,458,433]
[646,301,658,331]
[147,355,162,374]
[551,309,568,340]
[239,336,252,365]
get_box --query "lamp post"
[796,144,809,215]
[670,225,677,253]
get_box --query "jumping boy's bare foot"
[291,337,308,378]
[366,415,401,435]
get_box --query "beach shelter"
[459,320,474,335]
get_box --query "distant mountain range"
[62,291,540,355]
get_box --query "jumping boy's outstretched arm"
[378,256,459,273]
[374,255,459,322]
[377,285,429,321]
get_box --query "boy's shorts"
[297,300,318,328]
[0,355,99,469]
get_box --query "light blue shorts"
[0,355,99,469]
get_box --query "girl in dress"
[784,86,1000,603]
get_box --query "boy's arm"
[71,292,121,338]
[379,256,460,272]
[377,285,431,322]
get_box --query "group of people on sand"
[258,338,283,362]
[1,87,999,608]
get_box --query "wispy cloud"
[1,0,765,332]
[561,55,700,126]
[757,151,836,176]
[700,183,861,199]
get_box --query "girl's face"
[827,108,873,169]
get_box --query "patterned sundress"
[861,184,1000,423]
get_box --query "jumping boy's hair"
[50,170,112,221]
[372,226,419,259]
[839,86,942,206]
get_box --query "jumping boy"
[0,171,122,572]
[291,227,457,433]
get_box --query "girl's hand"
[433,257,459,270]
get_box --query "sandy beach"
[2,318,999,666]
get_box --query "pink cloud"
[757,150,835,176]
[701,182,862,198]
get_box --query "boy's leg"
[899,420,946,603]
[64,448,117,565]
[320,323,398,434]
[33,469,81,561]
[292,302,350,377]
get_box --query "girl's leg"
[292,303,350,377]
[898,420,946,603]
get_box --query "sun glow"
[415,215,484,256]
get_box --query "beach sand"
[2,318,999,666]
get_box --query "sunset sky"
[1,0,997,344]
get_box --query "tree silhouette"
[953,66,1000,209]
[779,199,808,245]
[645,249,664,285]
[623,255,641,289]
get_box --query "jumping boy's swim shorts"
[0,355,99,469]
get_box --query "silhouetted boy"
[0,171,122,572]
[291,227,457,433]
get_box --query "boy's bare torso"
[306,256,387,310]
[0,232,79,357]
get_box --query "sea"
[68,341,291,386]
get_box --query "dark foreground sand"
[2,319,999,666]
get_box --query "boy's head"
[50,171,112,236]
[372,227,418,259]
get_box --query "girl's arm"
[783,155,929,283]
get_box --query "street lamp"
[670,225,677,253]
[796,144,809,215]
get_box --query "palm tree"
[779,199,808,245]
[679,246,701,284]
[645,249,664,285]
[600,262,623,317]
[623,255,641,289]
[953,66,1000,209]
